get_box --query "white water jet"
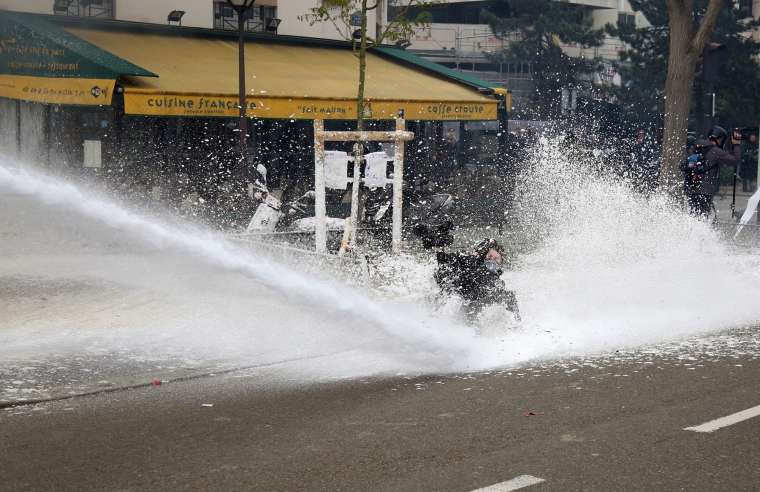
[0,158,488,378]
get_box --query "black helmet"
[474,238,504,257]
[708,126,728,146]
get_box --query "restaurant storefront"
[0,10,510,226]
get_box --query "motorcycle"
[246,159,454,247]
[245,162,345,236]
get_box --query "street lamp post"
[226,0,256,173]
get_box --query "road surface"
[2,330,759,492]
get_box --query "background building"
[0,0,377,39]
[392,0,649,111]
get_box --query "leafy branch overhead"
[297,0,441,130]
[299,0,440,48]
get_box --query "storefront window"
[213,3,277,33]
[53,0,115,19]
[463,121,500,167]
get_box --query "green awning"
[0,11,155,79]
[371,46,498,92]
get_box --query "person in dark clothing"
[434,238,520,322]
[680,126,740,218]
[740,133,758,192]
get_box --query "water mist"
[1,138,759,401]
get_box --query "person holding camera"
[680,125,740,218]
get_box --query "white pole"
[339,142,362,255]
[711,93,716,117]
[392,114,406,254]
[314,119,327,254]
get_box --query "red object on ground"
[151,379,162,386]
[523,410,544,417]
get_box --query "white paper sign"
[83,140,102,168]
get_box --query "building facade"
[0,0,375,39]
[6,1,758,116]
[0,1,642,57]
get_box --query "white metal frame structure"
[313,114,414,254]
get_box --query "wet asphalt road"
[2,344,760,492]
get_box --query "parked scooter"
[245,164,346,239]
[246,187,346,235]
[246,161,453,240]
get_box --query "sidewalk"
[713,186,760,246]
[715,186,757,223]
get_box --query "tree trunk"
[357,0,368,133]
[660,3,696,193]
[659,0,725,193]
[341,0,369,253]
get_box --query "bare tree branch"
[377,0,437,45]
[691,0,724,55]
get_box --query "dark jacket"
[689,139,740,196]
[434,252,503,304]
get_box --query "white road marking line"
[684,404,760,433]
[470,475,546,491]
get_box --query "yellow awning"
[65,27,498,120]
[0,74,115,105]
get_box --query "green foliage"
[609,0,760,130]
[482,0,605,119]
[710,8,760,128]
[605,2,668,127]
[299,0,439,45]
